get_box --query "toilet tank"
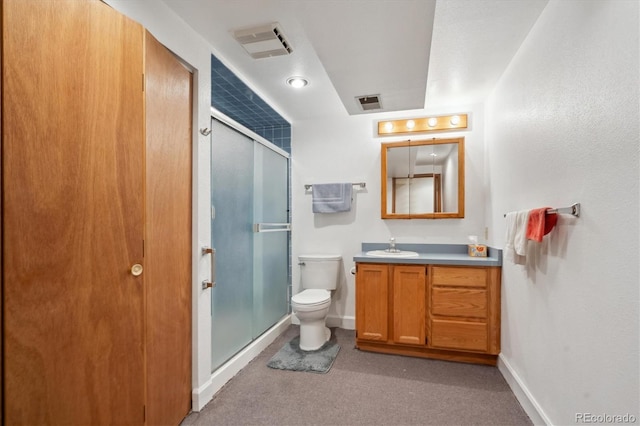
[299,254,342,290]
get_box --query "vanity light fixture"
[286,76,308,88]
[377,113,468,136]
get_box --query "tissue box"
[468,245,487,257]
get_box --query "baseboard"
[326,314,355,330]
[191,315,292,411]
[290,314,355,330]
[497,354,551,426]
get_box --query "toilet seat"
[291,289,330,307]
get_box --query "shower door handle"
[253,222,291,233]
[202,246,216,289]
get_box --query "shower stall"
[209,117,290,371]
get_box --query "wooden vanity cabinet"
[355,264,426,347]
[355,262,501,365]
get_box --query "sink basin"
[365,250,419,258]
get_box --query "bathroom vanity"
[353,244,502,366]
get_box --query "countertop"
[353,243,502,267]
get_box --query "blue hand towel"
[312,183,353,213]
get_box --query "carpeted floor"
[182,325,532,426]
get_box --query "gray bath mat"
[267,336,340,374]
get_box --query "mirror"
[381,137,464,219]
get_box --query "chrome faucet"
[387,237,399,253]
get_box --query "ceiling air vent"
[232,23,293,59]
[356,95,382,111]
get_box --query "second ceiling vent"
[356,95,382,111]
[232,23,293,59]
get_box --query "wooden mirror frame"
[381,137,465,219]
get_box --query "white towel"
[312,183,352,213]
[505,210,530,262]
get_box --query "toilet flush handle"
[298,261,305,266]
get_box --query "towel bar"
[503,203,580,218]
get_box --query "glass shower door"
[210,118,290,372]
[252,143,289,337]
[210,120,254,371]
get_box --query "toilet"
[291,254,341,351]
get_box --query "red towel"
[526,207,558,242]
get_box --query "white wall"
[292,105,487,328]
[485,1,639,424]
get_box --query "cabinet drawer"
[432,288,487,319]
[431,266,487,288]
[430,319,488,352]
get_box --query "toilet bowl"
[292,254,341,351]
[291,289,332,350]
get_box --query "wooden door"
[355,264,389,342]
[392,265,426,346]
[144,31,193,425]
[2,1,145,424]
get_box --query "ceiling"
[162,0,548,123]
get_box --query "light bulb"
[450,115,460,125]
[286,76,308,88]
[406,120,415,130]
[427,117,438,127]
[384,122,394,132]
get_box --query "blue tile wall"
[211,54,291,153]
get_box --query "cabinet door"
[2,1,145,424]
[392,265,426,346]
[356,264,389,342]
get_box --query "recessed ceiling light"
[286,76,308,88]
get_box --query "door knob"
[131,264,143,276]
